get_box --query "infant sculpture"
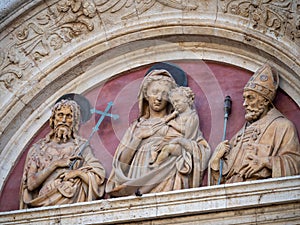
[105,69,211,197]
[209,63,300,185]
[20,99,106,208]
[20,62,300,208]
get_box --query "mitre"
[244,63,279,102]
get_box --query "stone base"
[1,176,300,224]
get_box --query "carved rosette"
[220,0,300,45]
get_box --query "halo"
[146,62,188,87]
[55,93,92,123]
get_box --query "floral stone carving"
[0,0,97,90]
[221,0,300,44]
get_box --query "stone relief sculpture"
[221,0,300,43]
[0,0,98,90]
[20,99,106,208]
[150,86,198,167]
[106,68,211,197]
[209,63,300,185]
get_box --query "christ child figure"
[150,86,197,166]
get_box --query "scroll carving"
[221,0,300,45]
[0,0,97,89]
[0,47,27,89]
[16,0,97,57]
[95,0,199,19]
[0,0,201,90]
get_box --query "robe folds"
[20,138,105,209]
[106,112,211,197]
[210,108,300,185]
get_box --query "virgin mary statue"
[106,67,211,197]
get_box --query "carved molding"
[1,0,299,91]
[221,0,300,44]
[0,0,200,91]
[95,0,199,19]
[1,176,300,224]
[0,0,299,195]
[0,0,97,90]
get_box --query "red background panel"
[1,61,299,211]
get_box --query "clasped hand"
[60,170,86,181]
[170,137,192,152]
[55,156,90,183]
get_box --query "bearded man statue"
[20,99,106,208]
[209,63,300,185]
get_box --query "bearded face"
[243,90,269,123]
[53,105,74,143]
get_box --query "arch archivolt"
[0,0,299,191]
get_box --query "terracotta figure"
[209,63,300,185]
[20,99,106,208]
[106,69,211,197]
[150,86,198,166]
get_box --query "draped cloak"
[210,108,300,185]
[20,138,106,208]
[106,110,211,197]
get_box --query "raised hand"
[210,140,231,171]
[135,126,155,139]
[54,156,83,168]
[214,140,231,160]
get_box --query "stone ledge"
[1,175,299,224]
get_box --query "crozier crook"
[217,96,232,185]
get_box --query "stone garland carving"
[220,0,300,44]
[0,0,97,90]
[16,0,97,56]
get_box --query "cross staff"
[91,107,119,122]
[69,101,119,169]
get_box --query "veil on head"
[138,62,187,118]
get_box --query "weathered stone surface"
[0,2,299,221]
[1,176,299,224]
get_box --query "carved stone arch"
[0,0,299,204]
